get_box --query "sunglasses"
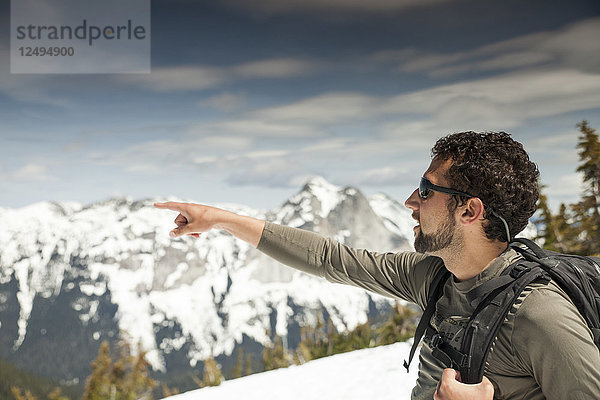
[417,177,512,241]
[419,177,473,200]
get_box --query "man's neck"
[440,240,509,282]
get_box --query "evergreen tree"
[82,340,155,400]
[537,190,557,247]
[83,341,112,400]
[109,357,127,399]
[572,120,600,255]
[262,335,292,371]
[244,354,254,376]
[536,191,575,252]
[375,302,417,346]
[537,120,600,256]
[160,384,179,398]
[294,304,419,365]
[232,348,243,379]
[200,357,224,387]
[47,388,69,400]
[123,344,156,400]
[295,326,314,364]
[337,321,373,353]
[11,387,38,400]
[3,357,75,400]
[326,317,335,356]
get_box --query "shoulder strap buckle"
[429,332,443,348]
[509,263,531,279]
[428,332,472,369]
[456,353,472,369]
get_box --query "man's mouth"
[411,213,420,233]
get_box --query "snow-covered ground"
[165,342,420,400]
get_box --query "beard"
[414,213,457,254]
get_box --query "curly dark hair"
[431,131,539,242]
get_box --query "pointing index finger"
[154,202,188,212]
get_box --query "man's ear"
[459,198,485,226]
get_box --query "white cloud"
[124,164,161,173]
[523,131,579,164]
[241,149,290,159]
[192,156,219,164]
[119,58,320,92]
[222,67,600,139]
[475,51,553,72]
[300,138,352,153]
[212,119,326,137]
[190,93,381,139]
[375,17,600,78]
[232,58,321,78]
[89,134,254,174]
[12,164,55,181]
[0,66,73,108]
[377,69,600,132]
[201,92,246,112]
[351,166,409,186]
[119,66,227,92]
[377,120,441,148]
[91,63,600,186]
[80,18,600,194]
[226,157,308,187]
[543,173,585,211]
[255,92,377,124]
[0,41,80,108]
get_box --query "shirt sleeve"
[511,285,600,400]
[256,221,445,309]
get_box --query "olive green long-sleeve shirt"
[257,222,600,400]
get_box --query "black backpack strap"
[425,326,472,370]
[457,263,550,384]
[465,274,517,306]
[511,237,548,259]
[404,267,451,372]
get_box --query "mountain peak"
[298,176,345,219]
[304,176,341,192]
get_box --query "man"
[155,132,600,399]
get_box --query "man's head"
[424,131,539,244]
[407,156,466,255]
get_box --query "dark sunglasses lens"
[419,178,429,198]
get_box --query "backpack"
[404,237,600,384]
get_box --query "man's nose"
[405,189,420,211]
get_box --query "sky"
[1,0,599,211]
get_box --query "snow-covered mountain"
[0,177,414,383]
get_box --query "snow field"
[166,341,420,400]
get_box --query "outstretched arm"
[154,202,265,248]
[154,201,444,306]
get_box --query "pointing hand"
[153,201,266,247]
[154,202,219,238]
